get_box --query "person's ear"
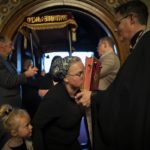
[10,129,18,136]
[129,14,136,25]
[64,77,69,83]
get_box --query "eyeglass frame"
[67,71,84,78]
[115,15,130,27]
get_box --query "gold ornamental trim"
[26,15,68,24]
[19,19,77,30]
[19,14,77,31]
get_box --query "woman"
[33,56,85,150]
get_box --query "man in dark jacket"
[0,33,38,107]
[75,1,150,150]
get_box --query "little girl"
[0,104,33,150]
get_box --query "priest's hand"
[75,89,92,107]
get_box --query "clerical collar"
[130,30,143,52]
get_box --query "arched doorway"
[1,0,129,63]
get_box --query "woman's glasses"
[67,71,84,77]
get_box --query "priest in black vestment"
[75,1,150,150]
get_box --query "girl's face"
[15,115,32,138]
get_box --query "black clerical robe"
[91,30,150,150]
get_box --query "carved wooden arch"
[1,0,129,63]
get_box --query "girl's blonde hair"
[0,104,29,132]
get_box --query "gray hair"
[50,56,81,82]
[98,36,115,48]
[115,1,148,25]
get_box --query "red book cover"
[83,57,101,90]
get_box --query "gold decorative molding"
[0,0,131,30]
[105,0,130,8]
[0,0,32,29]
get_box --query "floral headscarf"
[50,56,81,82]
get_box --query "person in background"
[97,36,120,90]
[0,33,38,107]
[75,1,150,150]
[22,58,33,72]
[38,55,61,98]
[22,58,41,119]
[33,56,85,150]
[0,104,33,150]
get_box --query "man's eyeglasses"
[115,15,129,27]
[67,71,84,77]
